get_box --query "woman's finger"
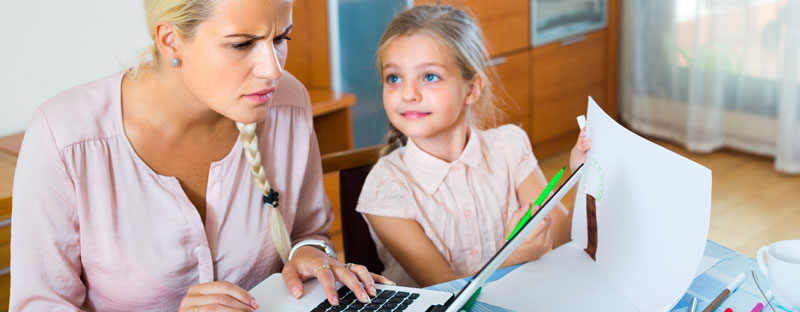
[191,281,256,310]
[281,262,305,299]
[187,294,255,312]
[370,272,396,286]
[347,264,377,297]
[332,264,371,303]
[315,265,340,306]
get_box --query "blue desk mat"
[427,240,794,312]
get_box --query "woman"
[10,0,388,310]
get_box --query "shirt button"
[451,163,461,172]
[464,209,473,218]
[470,248,479,256]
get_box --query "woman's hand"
[281,245,394,306]
[570,127,592,172]
[503,205,553,266]
[178,281,258,312]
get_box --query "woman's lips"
[244,88,275,103]
[401,111,431,119]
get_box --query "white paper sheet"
[481,242,639,311]
[572,97,711,311]
[481,97,712,311]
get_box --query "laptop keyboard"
[311,287,422,312]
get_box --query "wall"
[0,1,150,136]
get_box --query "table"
[428,240,792,312]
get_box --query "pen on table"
[505,167,565,241]
[751,290,773,312]
[688,296,698,312]
[459,286,481,312]
[702,272,746,312]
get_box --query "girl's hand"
[178,281,258,312]
[503,205,553,265]
[281,245,394,306]
[570,127,591,172]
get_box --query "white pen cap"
[726,273,746,292]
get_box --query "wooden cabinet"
[0,152,15,311]
[490,51,530,129]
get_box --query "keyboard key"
[316,301,332,309]
[377,290,395,299]
[349,303,365,309]
[395,291,410,298]
[363,303,382,310]
[328,306,343,311]
[338,287,351,298]
[383,303,398,309]
[396,303,409,311]
[372,297,386,304]
[403,298,415,305]
[388,297,404,303]
[378,309,393,312]
[409,293,420,299]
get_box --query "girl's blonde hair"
[377,4,504,156]
[135,0,293,263]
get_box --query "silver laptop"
[250,164,586,312]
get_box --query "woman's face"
[177,0,293,124]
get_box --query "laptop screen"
[442,163,586,311]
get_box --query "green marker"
[459,286,481,312]
[505,166,566,241]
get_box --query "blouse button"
[451,163,462,172]
[464,209,473,218]
[470,248,479,256]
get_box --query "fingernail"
[329,294,339,306]
[360,292,370,302]
[290,285,302,299]
[250,296,259,309]
[389,281,397,286]
[369,285,377,297]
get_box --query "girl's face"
[381,33,481,142]
[174,0,293,124]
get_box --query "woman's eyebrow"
[225,24,294,39]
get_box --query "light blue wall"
[337,0,409,148]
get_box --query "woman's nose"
[253,43,283,81]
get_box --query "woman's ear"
[154,22,180,64]
[464,74,485,106]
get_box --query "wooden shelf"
[309,89,356,117]
[0,133,23,157]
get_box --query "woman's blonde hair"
[134,0,293,263]
[377,4,504,156]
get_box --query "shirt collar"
[402,128,484,194]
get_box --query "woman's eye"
[232,41,252,50]
[424,73,440,82]
[274,35,292,44]
[387,74,401,84]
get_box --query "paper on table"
[482,97,712,311]
[481,241,639,311]
[695,256,719,278]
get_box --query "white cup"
[757,239,800,310]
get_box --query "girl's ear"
[154,22,181,64]
[464,74,485,106]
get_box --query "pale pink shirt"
[356,125,538,287]
[10,71,333,311]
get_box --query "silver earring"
[170,58,181,67]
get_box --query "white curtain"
[621,0,800,174]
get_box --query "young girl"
[356,5,591,287]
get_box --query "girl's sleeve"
[499,125,539,188]
[10,109,86,311]
[355,164,415,220]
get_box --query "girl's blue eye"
[424,73,440,82]
[387,75,401,84]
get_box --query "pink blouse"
[10,71,333,311]
[356,125,538,287]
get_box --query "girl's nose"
[253,42,283,81]
[401,82,420,103]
